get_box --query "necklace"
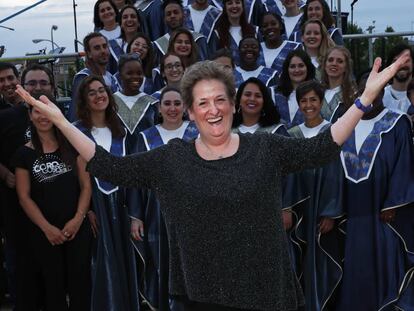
[197,136,233,160]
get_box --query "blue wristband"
[354,98,373,113]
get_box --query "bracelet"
[354,98,373,113]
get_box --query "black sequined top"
[87,130,341,311]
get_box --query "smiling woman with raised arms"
[16,51,410,311]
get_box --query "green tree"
[373,26,408,62]
[345,22,370,78]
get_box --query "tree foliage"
[345,24,407,79]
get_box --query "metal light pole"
[32,38,60,49]
[73,0,81,71]
[350,0,358,27]
[51,25,58,52]
[336,0,342,31]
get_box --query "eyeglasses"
[87,87,107,97]
[24,80,51,87]
[165,62,182,71]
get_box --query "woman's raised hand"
[15,85,66,126]
[361,50,411,105]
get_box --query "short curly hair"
[180,61,236,109]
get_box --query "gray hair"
[180,61,236,109]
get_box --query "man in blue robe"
[337,74,414,311]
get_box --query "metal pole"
[0,0,47,24]
[73,0,81,71]
[336,0,342,31]
[0,52,85,63]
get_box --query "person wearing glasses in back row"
[0,63,59,310]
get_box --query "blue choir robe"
[130,121,199,310]
[282,14,303,42]
[288,122,344,311]
[74,121,140,311]
[271,89,304,128]
[209,26,258,66]
[136,0,166,41]
[108,38,128,74]
[244,0,266,26]
[328,27,344,45]
[234,65,279,88]
[153,31,209,64]
[258,40,302,73]
[321,89,343,122]
[69,68,119,122]
[183,5,222,43]
[338,110,414,311]
[113,92,159,153]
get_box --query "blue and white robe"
[209,26,259,66]
[244,0,266,25]
[234,65,279,88]
[282,13,303,42]
[258,40,302,73]
[113,92,159,153]
[288,121,344,311]
[271,89,304,128]
[108,38,128,74]
[183,5,222,43]
[73,121,140,311]
[338,109,414,311]
[136,0,166,40]
[130,121,199,310]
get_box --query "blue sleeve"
[196,37,209,60]
[384,117,414,209]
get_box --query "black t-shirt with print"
[13,146,80,228]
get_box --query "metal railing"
[0,51,85,63]
[343,31,414,66]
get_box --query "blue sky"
[1,0,413,57]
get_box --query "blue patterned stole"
[141,121,199,150]
[341,110,403,183]
[257,66,278,86]
[184,6,222,42]
[270,41,301,73]
[135,0,154,12]
[73,121,126,194]
[154,33,170,56]
[273,92,304,128]
[263,0,283,16]
[114,93,158,135]
[109,39,126,63]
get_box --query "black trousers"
[30,221,92,311]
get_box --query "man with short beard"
[383,43,414,115]
[69,32,119,122]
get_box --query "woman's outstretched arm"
[15,85,96,161]
[331,51,410,145]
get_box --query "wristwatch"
[354,98,373,113]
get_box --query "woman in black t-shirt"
[14,101,92,310]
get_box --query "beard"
[394,67,412,83]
